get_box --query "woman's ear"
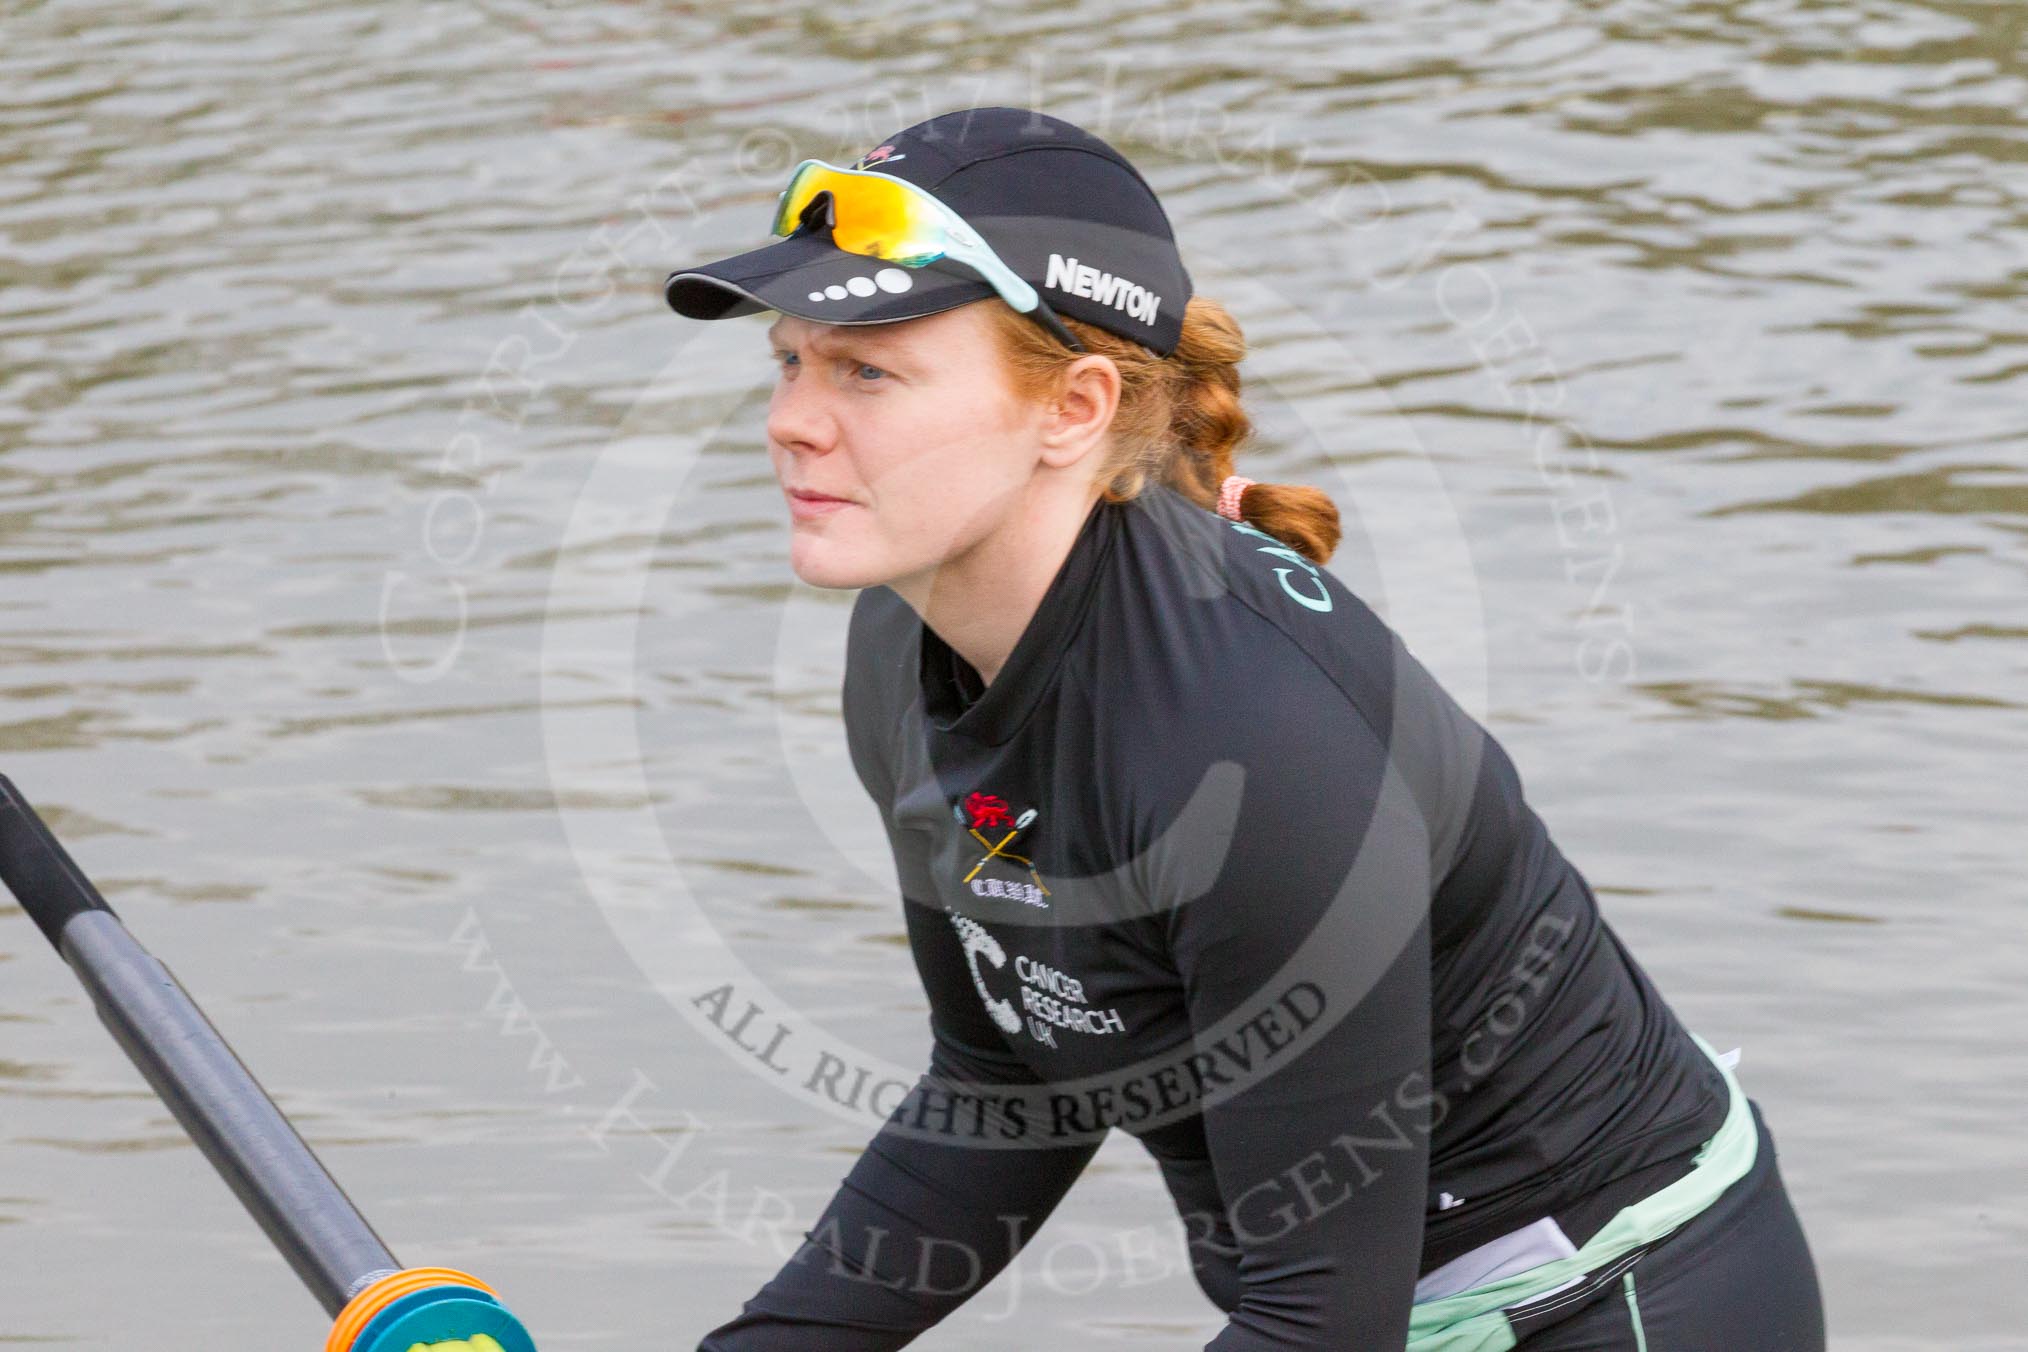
[1037,354,1121,470]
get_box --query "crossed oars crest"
[957,792,1051,895]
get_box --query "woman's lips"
[787,488,856,521]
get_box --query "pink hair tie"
[1216,474,1256,522]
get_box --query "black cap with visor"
[663,107,1195,358]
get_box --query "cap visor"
[664,229,997,326]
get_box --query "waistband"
[1404,1033,1758,1352]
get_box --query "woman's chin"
[788,535,884,591]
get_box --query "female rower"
[663,106,1825,1350]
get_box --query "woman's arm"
[1144,686,1437,1350]
[696,891,1103,1350]
[699,588,1102,1347]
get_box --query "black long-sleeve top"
[698,483,1726,1350]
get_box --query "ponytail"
[986,295,1342,565]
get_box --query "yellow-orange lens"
[773,163,827,235]
[774,164,947,264]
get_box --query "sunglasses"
[769,158,1087,354]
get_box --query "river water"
[2,2,2023,1347]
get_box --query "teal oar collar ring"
[0,774,538,1352]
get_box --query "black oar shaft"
[0,775,399,1315]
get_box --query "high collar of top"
[917,493,1119,747]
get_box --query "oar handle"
[0,772,117,948]
[0,775,538,1349]
[0,773,402,1311]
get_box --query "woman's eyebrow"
[767,323,907,361]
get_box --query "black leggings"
[1505,1099,1826,1351]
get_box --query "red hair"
[984,296,1342,566]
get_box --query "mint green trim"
[1405,1033,1754,1351]
[1622,1271,1649,1352]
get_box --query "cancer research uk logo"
[948,913,1127,1050]
[945,790,1127,1051]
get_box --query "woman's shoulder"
[1111,485,1403,734]
[843,583,924,706]
[1103,488,1495,833]
[840,585,921,795]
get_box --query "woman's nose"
[765,368,836,455]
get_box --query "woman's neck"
[889,480,1104,689]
